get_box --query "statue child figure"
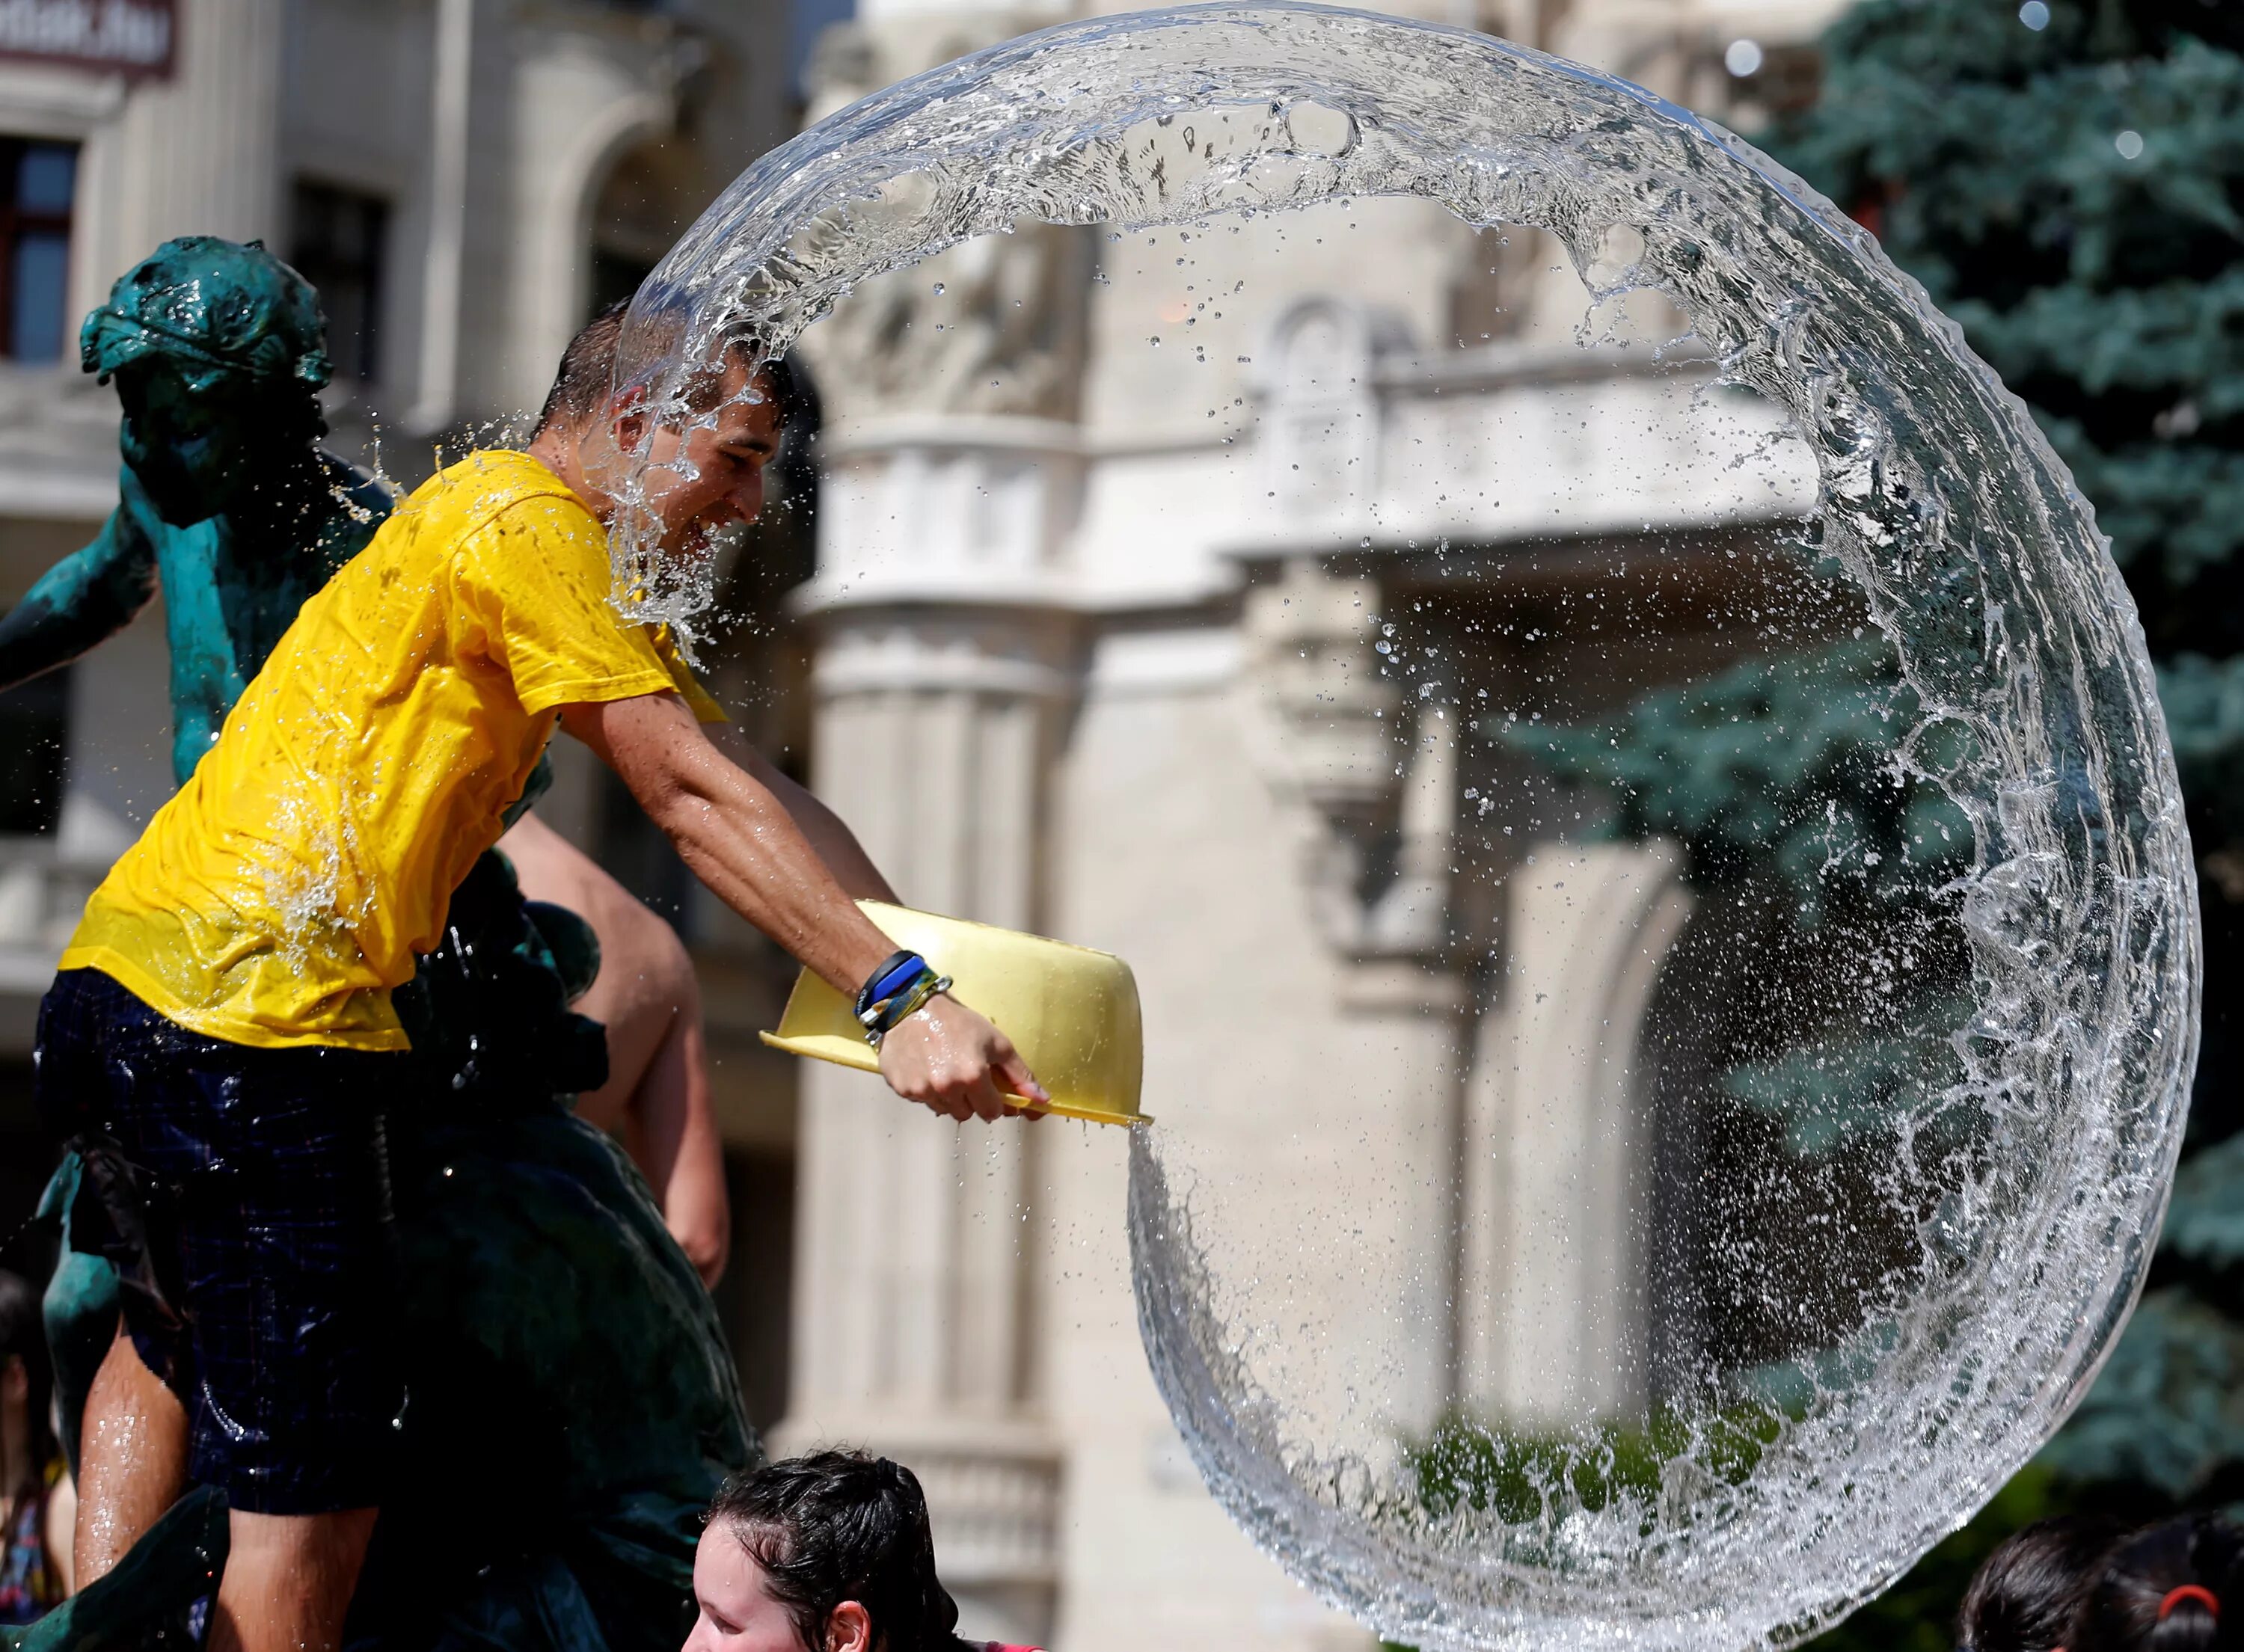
[0,239,390,778]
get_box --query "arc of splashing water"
[608,7,2199,1649]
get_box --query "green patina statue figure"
[0,237,752,1650]
[10,235,389,782]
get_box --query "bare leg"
[502,812,732,1283]
[629,989,730,1285]
[208,1506,378,1652]
[73,1321,188,1585]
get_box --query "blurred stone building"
[0,1,1845,1649]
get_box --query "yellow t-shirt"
[61,448,724,1051]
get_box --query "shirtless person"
[502,812,737,1286]
[33,306,1045,1652]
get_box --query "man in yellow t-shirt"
[32,306,1046,1652]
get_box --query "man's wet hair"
[705,1449,973,1652]
[533,298,802,437]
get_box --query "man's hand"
[878,993,1051,1123]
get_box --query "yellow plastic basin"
[758,900,1147,1126]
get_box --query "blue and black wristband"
[853,950,952,1047]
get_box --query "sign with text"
[0,0,175,79]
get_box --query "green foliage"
[2041,1289,2244,1498]
[2163,1131,2244,1272]
[1379,1395,2051,1652]
[1506,633,1969,921]
[1498,0,2244,1642]
[1779,0,2244,658]
[1720,999,1974,1155]
[2156,652,2244,848]
[1405,1403,1788,1532]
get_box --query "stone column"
[1235,548,1477,1437]
[1456,840,1693,1424]
[767,94,1096,1623]
[778,420,1085,1649]
[108,0,286,253]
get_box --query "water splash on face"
[616,7,2198,1648]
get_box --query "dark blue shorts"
[34,968,405,1515]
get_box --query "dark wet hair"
[1961,1516,2129,1652]
[2075,1517,2244,1652]
[705,1449,972,1652]
[533,299,800,436]
[0,1269,54,1471]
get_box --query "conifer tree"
[1531,1,2244,1641]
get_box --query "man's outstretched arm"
[561,690,1048,1123]
[709,722,900,905]
[0,509,158,690]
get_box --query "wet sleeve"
[454,494,679,716]
[649,624,730,725]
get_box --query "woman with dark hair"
[687,1451,1040,1652]
[1958,1515,2128,1652]
[1955,1512,2244,1652]
[0,1268,70,1621]
[2072,1517,2244,1652]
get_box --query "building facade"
[0,1,1845,1648]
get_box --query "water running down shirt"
[62,448,723,1051]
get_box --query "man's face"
[114,360,302,526]
[683,1525,811,1652]
[630,357,783,558]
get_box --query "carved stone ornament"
[803,224,1093,425]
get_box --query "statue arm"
[0,509,157,691]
